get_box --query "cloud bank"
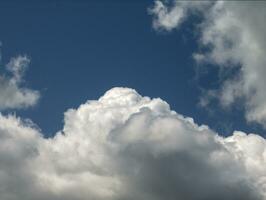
[0,55,40,110]
[0,87,265,200]
[150,1,266,127]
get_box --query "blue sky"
[0,0,263,136]
[0,1,266,200]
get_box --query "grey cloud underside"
[0,87,265,200]
[150,0,266,127]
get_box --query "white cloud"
[0,55,40,110]
[149,0,211,31]
[149,0,186,31]
[0,87,265,199]
[150,1,266,127]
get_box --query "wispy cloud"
[150,0,266,128]
[0,55,40,110]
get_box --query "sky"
[0,0,262,136]
[0,1,266,200]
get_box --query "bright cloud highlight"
[0,87,265,200]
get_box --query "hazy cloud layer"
[0,55,40,110]
[0,87,265,200]
[150,1,266,127]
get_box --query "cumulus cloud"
[0,87,265,199]
[0,55,40,110]
[150,1,266,127]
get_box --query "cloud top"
[0,87,265,199]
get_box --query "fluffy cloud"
[150,1,266,127]
[0,87,265,199]
[0,55,40,110]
